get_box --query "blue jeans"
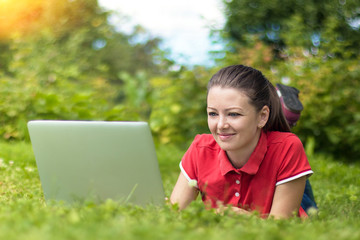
[301,179,318,212]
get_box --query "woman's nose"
[217,115,229,129]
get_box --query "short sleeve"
[179,135,201,186]
[276,135,313,186]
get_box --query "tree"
[0,0,170,140]
[219,0,360,160]
[223,0,360,59]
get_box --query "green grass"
[0,141,359,240]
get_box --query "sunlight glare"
[0,0,43,39]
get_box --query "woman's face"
[207,86,268,155]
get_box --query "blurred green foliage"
[219,0,360,160]
[223,0,360,59]
[1,0,360,160]
[269,48,360,160]
[149,66,211,146]
[0,0,170,140]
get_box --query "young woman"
[170,65,313,219]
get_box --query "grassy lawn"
[0,141,359,240]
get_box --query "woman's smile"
[217,132,236,141]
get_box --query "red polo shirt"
[180,131,313,217]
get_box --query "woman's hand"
[215,201,252,216]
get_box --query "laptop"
[27,120,165,206]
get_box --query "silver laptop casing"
[28,120,165,206]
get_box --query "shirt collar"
[219,131,268,176]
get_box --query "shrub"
[149,66,212,146]
[267,49,360,160]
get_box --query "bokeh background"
[1,0,360,161]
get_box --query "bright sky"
[98,0,225,66]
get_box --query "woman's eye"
[208,112,218,117]
[229,112,241,117]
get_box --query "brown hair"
[207,65,290,132]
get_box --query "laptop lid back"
[28,120,165,206]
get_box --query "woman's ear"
[258,105,270,128]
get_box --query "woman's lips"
[217,133,235,141]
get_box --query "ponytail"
[265,83,291,132]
